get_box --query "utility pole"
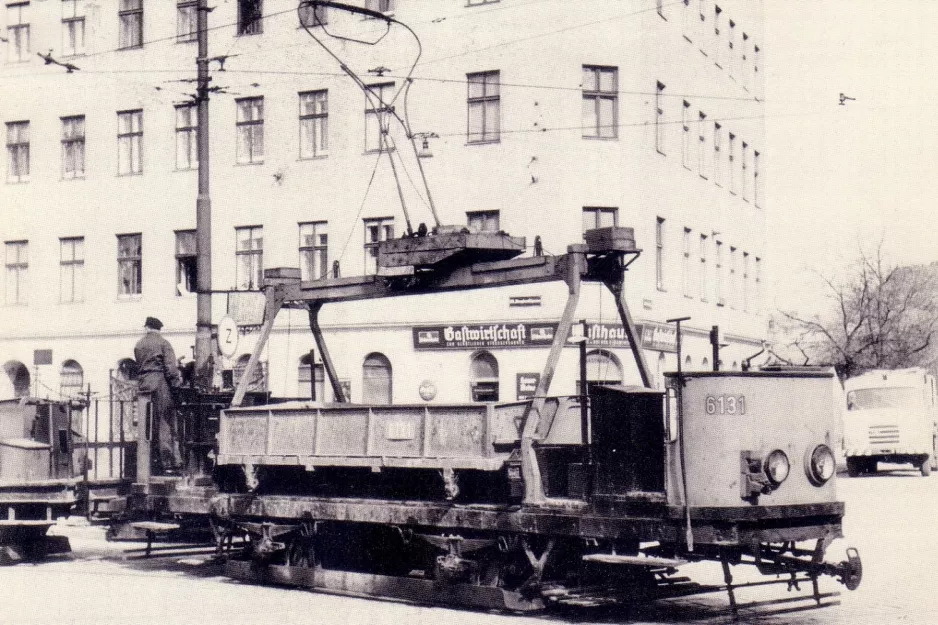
[194,0,213,389]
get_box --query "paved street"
[1,467,936,625]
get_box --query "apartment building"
[1,0,766,403]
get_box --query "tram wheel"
[287,537,319,569]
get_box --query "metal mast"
[194,0,213,388]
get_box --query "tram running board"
[225,560,545,612]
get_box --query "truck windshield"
[846,387,920,411]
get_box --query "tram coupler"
[834,547,862,590]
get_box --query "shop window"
[60,359,83,398]
[579,349,622,393]
[298,353,325,400]
[362,353,392,404]
[234,354,267,392]
[470,351,499,402]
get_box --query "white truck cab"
[843,368,938,476]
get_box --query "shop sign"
[639,321,678,352]
[516,373,541,400]
[413,323,558,350]
[585,323,631,348]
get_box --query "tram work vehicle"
[843,368,938,477]
[0,398,78,563]
[198,226,862,616]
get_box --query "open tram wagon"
[124,226,862,615]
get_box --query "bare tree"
[782,244,938,378]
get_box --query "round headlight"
[764,449,790,485]
[807,444,836,485]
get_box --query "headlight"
[764,449,790,485]
[807,444,836,485]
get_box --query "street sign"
[217,316,239,358]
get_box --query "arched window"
[298,353,325,401]
[234,354,267,392]
[731,360,738,371]
[112,358,139,400]
[581,349,623,393]
[60,360,84,398]
[470,351,499,402]
[684,355,692,368]
[362,353,392,404]
[701,357,709,371]
[656,352,667,389]
[2,360,30,399]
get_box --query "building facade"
[1,0,766,403]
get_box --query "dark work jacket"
[134,331,182,390]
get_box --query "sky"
[764,1,938,316]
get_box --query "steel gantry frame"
[230,228,650,506]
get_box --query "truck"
[843,368,938,477]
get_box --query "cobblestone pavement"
[1,466,935,625]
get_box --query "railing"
[73,396,137,483]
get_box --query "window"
[467,71,500,143]
[61,115,85,179]
[582,65,617,139]
[117,110,143,175]
[234,354,267,392]
[727,20,736,78]
[237,0,262,35]
[714,240,723,305]
[175,104,197,170]
[364,82,393,153]
[699,234,708,301]
[62,0,85,56]
[235,226,263,290]
[299,90,328,158]
[362,353,392,405]
[681,101,691,169]
[236,97,264,164]
[363,217,393,275]
[470,351,499,402]
[60,360,83,398]
[754,150,761,207]
[655,81,665,155]
[364,0,392,12]
[6,2,29,63]
[59,237,83,303]
[299,221,328,281]
[175,230,197,296]
[741,141,749,201]
[729,246,737,308]
[655,217,665,291]
[712,122,721,184]
[682,0,692,41]
[728,132,736,193]
[177,1,197,42]
[117,233,142,296]
[697,111,707,179]
[743,251,750,312]
[467,210,499,233]
[118,0,143,49]
[582,207,617,231]
[6,121,28,182]
[712,5,722,66]
[298,2,326,26]
[298,354,324,400]
[755,256,761,311]
[682,227,691,297]
[4,240,27,305]
[580,350,623,394]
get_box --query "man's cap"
[144,316,163,330]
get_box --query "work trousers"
[138,372,182,473]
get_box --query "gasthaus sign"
[413,323,558,350]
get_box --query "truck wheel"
[921,458,932,477]
[846,457,862,478]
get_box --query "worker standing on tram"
[134,317,183,474]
